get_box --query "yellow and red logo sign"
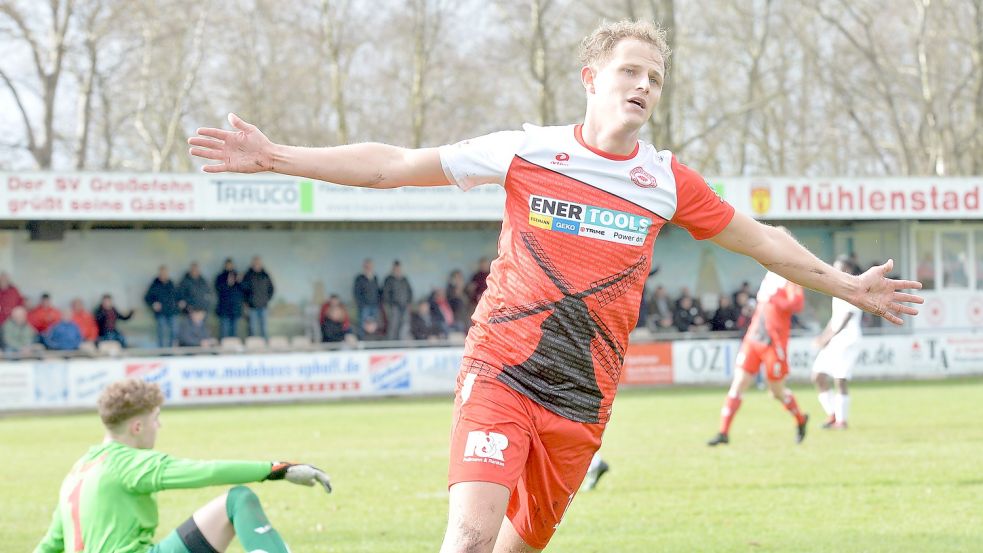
[751,185,771,215]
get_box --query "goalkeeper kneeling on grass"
[34,378,331,553]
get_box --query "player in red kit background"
[190,19,922,553]
[708,268,808,446]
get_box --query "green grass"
[4,379,982,552]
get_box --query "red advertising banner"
[621,342,673,385]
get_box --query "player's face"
[584,39,665,131]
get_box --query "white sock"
[817,390,834,417]
[587,453,603,472]
[834,393,850,424]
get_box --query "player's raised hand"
[188,113,274,174]
[267,462,332,494]
[851,259,923,326]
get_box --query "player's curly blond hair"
[579,20,671,71]
[98,379,164,427]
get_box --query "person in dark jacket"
[410,300,440,341]
[319,296,352,343]
[95,294,133,347]
[214,258,244,338]
[352,258,381,335]
[710,294,741,331]
[241,256,274,339]
[178,308,216,347]
[382,260,413,340]
[177,262,214,315]
[144,265,179,347]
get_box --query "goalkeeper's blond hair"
[98,379,164,428]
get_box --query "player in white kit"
[812,256,864,429]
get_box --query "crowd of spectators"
[3,252,890,355]
[0,271,135,354]
[641,283,756,335]
[0,254,493,355]
[319,257,487,345]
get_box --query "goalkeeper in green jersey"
[34,378,331,553]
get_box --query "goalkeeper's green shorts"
[149,517,216,553]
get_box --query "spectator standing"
[353,258,382,330]
[710,294,741,331]
[382,260,413,340]
[70,298,99,342]
[42,311,83,350]
[0,271,25,325]
[242,255,275,338]
[411,300,440,340]
[178,261,214,315]
[214,258,244,338]
[28,293,62,333]
[466,256,491,307]
[2,305,37,353]
[429,288,456,336]
[144,266,179,347]
[732,281,753,304]
[177,308,216,347]
[646,285,675,332]
[95,294,133,347]
[734,291,754,333]
[446,269,470,330]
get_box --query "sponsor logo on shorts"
[463,431,509,466]
[527,195,650,246]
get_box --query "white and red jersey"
[439,124,734,423]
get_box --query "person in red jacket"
[27,293,62,333]
[70,298,99,342]
[0,271,25,325]
[709,270,808,445]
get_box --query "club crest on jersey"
[630,166,657,188]
[527,194,650,246]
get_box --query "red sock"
[782,392,806,425]
[719,395,742,435]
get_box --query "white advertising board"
[2,334,979,412]
[4,172,979,222]
[0,173,506,222]
[725,177,983,220]
[671,333,966,385]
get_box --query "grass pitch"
[4,378,982,552]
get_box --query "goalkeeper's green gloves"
[266,462,332,494]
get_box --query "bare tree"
[407,0,448,148]
[132,3,207,172]
[319,0,356,145]
[0,0,74,169]
[529,0,557,125]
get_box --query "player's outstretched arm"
[149,458,330,495]
[188,113,449,189]
[711,212,923,325]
